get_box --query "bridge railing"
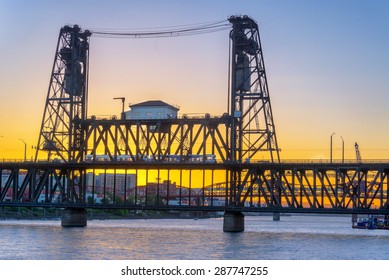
[279,159,389,164]
[2,158,389,164]
[0,159,35,163]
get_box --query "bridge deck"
[1,162,388,214]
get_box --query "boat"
[352,215,389,230]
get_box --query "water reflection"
[1,215,389,259]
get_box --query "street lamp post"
[330,132,335,163]
[113,97,126,120]
[340,136,344,164]
[18,139,27,162]
[0,136,3,162]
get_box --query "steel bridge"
[1,161,389,213]
[2,16,388,231]
[2,161,389,228]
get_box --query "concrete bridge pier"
[273,212,280,221]
[223,211,244,232]
[61,208,87,227]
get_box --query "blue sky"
[0,0,388,159]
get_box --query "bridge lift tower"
[228,16,280,164]
[225,16,280,231]
[35,25,91,162]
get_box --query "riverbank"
[0,207,217,221]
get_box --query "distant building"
[86,172,136,194]
[124,100,179,120]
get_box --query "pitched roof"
[129,100,179,111]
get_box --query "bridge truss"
[73,116,230,163]
[1,162,388,215]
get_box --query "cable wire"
[91,20,230,38]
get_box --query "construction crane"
[355,142,362,163]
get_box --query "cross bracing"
[1,162,388,215]
[73,116,231,164]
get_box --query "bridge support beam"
[61,208,87,227]
[223,211,244,232]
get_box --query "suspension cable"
[90,19,230,38]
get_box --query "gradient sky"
[0,0,388,160]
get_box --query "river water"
[1,214,389,260]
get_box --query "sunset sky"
[0,0,388,161]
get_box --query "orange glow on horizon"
[1,3,388,161]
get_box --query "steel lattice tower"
[228,16,280,163]
[35,25,91,162]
